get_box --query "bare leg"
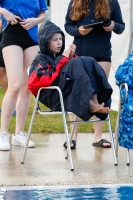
[64,114,80,149]
[90,94,99,104]
[68,114,79,147]
[0,67,7,91]
[0,67,17,116]
[89,100,109,113]
[0,46,23,132]
[68,94,100,142]
[93,62,111,147]
[15,45,39,133]
[67,95,109,148]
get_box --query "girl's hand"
[103,21,115,32]
[2,8,21,25]
[19,18,37,30]
[79,25,93,35]
[62,48,72,58]
[19,11,46,30]
[69,44,76,58]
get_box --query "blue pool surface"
[1,185,133,200]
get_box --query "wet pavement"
[0,132,133,186]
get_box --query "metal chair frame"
[21,86,118,170]
[21,86,74,170]
[66,113,117,166]
[114,0,133,163]
[115,84,130,165]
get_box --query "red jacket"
[28,55,70,96]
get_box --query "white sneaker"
[0,131,10,151]
[12,132,35,148]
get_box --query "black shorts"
[0,31,5,67]
[93,57,111,63]
[0,23,38,68]
[0,42,5,67]
[2,23,38,50]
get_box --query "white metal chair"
[21,83,118,170]
[21,86,74,170]
[115,84,130,165]
[66,113,117,166]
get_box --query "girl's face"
[48,33,63,53]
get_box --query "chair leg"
[57,87,74,170]
[114,114,120,158]
[65,115,78,159]
[115,134,119,158]
[62,115,74,170]
[114,96,122,162]
[21,94,40,164]
[127,149,130,165]
[108,115,118,165]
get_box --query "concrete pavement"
[0,132,133,186]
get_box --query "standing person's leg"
[12,45,39,148]
[0,45,23,150]
[0,67,7,91]
[63,114,79,149]
[1,46,23,130]
[93,61,111,147]
[15,45,39,133]
[0,44,16,116]
[0,43,7,91]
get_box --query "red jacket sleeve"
[28,56,70,96]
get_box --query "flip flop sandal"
[92,139,111,148]
[63,140,76,149]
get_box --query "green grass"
[0,89,118,133]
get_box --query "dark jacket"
[28,21,69,95]
[28,21,113,121]
[65,0,125,58]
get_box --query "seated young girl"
[28,21,112,122]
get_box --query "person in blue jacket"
[64,0,125,148]
[0,0,48,151]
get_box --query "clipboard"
[84,21,104,29]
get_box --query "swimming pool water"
[0,185,133,200]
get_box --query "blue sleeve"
[39,0,48,12]
[111,0,125,34]
[115,54,133,86]
[64,0,81,37]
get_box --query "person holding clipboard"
[64,0,125,149]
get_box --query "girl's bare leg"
[89,100,109,113]
[67,114,79,148]
[0,46,23,133]
[93,62,111,147]
[90,94,99,104]
[15,45,39,133]
[0,67,7,91]
[67,95,109,148]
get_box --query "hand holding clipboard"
[84,20,111,29]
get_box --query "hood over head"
[39,21,65,55]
